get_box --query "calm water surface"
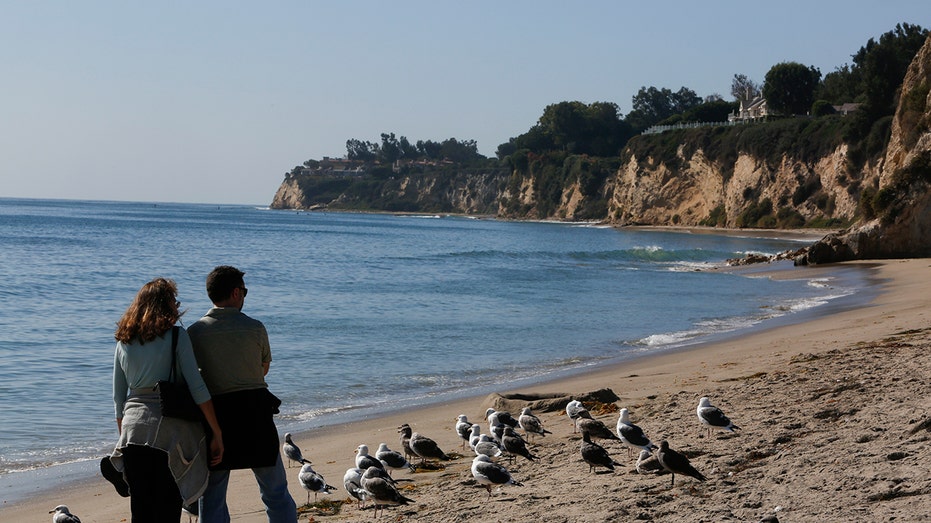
[0,198,866,482]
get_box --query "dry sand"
[4,259,931,522]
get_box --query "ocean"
[0,198,870,498]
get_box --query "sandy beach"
[5,258,931,522]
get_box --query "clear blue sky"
[1,1,927,205]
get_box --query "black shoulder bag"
[155,326,204,421]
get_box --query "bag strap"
[167,326,180,382]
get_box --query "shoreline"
[3,259,928,522]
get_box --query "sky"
[1,2,928,205]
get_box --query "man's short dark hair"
[206,265,245,304]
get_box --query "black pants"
[121,444,182,523]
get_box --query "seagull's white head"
[356,444,369,456]
[457,414,469,422]
[473,454,492,463]
[485,408,496,419]
[698,397,711,408]
[376,443,389,453]
[618,408,630,423]
[49,505,71,515]
[470,424,481,435]
[521,407,532,415]
[300,462,315,473]
[637,449,652,460]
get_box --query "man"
[188,266,297,523]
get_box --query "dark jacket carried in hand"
[209,388,282,470]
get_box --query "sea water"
[0,198,869,487]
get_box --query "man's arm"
[262,362,270,376]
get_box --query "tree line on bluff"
[283,23,927,225]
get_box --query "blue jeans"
[198,454,297,523]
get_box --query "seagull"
[635,449,663,474]
[360,466,415,518]
[697,396,740,437]
[485,408,519,429]
[355,444,385,471]
[577,417,621,442]
[474,434,504,460]
[566,400,592,432]
[283,433,308,467]
[616,408,658,457]
[409,431,451,463]
[49,505,81,523]
[298,462,337,503]
[518,407,552,441]
[470,454,523,499]
[656,440,706,487]
[343,467,368,509]
[490,422,507,445]
[376,442,415,473]
[398,424,416,461]
[580,431,621,473]
[501,426,537,462]
[455,414,474,449]
[468,423,483,451]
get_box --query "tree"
[817,64,861,105]
[379,132,401,163]
[346,139,378,161]
[762,62,822,115]
[731,74,761,103]
[853,22,928,119]
[682,100,739,123]
[625,86,701,130]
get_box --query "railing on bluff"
[641,120,745,135]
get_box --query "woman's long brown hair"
[114,278,183,343]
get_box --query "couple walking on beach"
[107,266,298,523]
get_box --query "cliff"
[270,35,931,260]
[271,168,509,215]
[802,33,931,263]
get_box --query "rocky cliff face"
[271,36,931,261]
[606,143,872,228]
[803,33,931,263]
[270,176,308,209]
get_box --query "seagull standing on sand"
[283,433,308,467]
[502,426,537,462]
[490,423,507,445]
[485,408,519,429]
[455,414,474,449]
[298,462,337,503]
[518,407,552,441]
[376,442,416,473]
[343,467,368,509]
[616,408,658,457]
[409,431,451,463]
[468,423,483,451]
[474,434,504,460]
[580,431,622,473]
[697,396,740,437]
[470,454,523,499]
[398,424,416,460]
[577,417,621,442]
[656,440,706,487]
[360,466,415,518]
[49,505,81,523]
[355,444,386,472]
[566,400,592,432]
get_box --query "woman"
[110,278,224,522]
